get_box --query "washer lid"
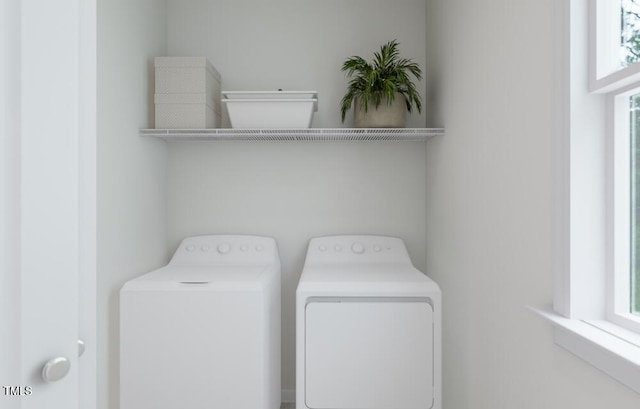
[121,265,273,291]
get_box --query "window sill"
[530,305,640,394]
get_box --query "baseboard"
[281,389,295,403]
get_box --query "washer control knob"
[373,245,382,252]
[217,243,231,254]
[186,245,196,252]
[240,245,249,252]
[256,244,264,252]
[351,242,365,254]
[319,245,327,252]
[334,245,343,252]
[201,244,211,252]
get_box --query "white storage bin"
[223,99,317,128]
[154,56,222,129]
[221,91,318,128]
[155,57,221,95]
[155,93,220,129]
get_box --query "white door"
[0,1,96,408]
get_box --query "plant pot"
[354,93,406,128]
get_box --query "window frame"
[590,0,640,93]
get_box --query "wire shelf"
[140,128,444,142]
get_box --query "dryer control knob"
[351,242,365,254]
[217,243,231,254]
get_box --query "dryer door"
[305,298,434,409]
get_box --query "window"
[611,87,640,333]
[622,0,640,67]
[624,0,640,318]
[534,0,640,395]
[632,92,640,316]
[604,1,640,333]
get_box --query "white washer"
[296,235,441,409]
[120,235,281,409]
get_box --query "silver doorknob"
[41,357,70,383]
[77,339,85,357]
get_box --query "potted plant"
[340,40,423,128]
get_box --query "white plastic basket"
[223,98,317,128]
[221,91,318,128]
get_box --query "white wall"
[97,1,167,408]
[425,0,640,408]
[164,0,430,396]
[166,0,427,128]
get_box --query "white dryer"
[296,235,441,409]
[120,235,281,409]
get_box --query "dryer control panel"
[305,235,413,265]
[169,235,279,266]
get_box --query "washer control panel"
[305,235,412,265]
[169,235,278,265]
